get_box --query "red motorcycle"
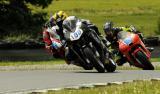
[43,27,65,58]
[117,31,154,70]
[50,38,65,58]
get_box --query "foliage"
[1,0,160,40]
[0,0,53,39]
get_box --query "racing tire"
[105,59,116,72]
[83,47,105,73]
[78,59,93,70]
[135,51,154,70]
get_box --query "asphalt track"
[0,70,160,93]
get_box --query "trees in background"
[0,0,53,39]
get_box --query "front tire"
[135,51,154,70]
[78,59,93,70]
[105,58,116,72]
[83,47,105,73]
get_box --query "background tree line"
[0,0,53,39]
[0,0,160,41]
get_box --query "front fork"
[89,42,100,58]
[89,31,106,63]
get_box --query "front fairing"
[64,21,83,40]
[117,31,133,46]
[117,31,133,60]
[70,28,83,41]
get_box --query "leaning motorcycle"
[117,31,154,70]
[45,26,65,58]
[64,22,116,72]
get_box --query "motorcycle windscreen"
[123,37,132,45]
[117,31,132,45]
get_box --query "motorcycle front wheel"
[105,58,116,72]
[135,51,154,70]
[83,47,105,73]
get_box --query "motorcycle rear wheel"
[135,51,154,70]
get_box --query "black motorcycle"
[64,21,116,72]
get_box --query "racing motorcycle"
[64,21,116,73]
[117,31,154,70]
[44,26,65,58]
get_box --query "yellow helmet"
[53,11,68,23]
[121,26,132,32]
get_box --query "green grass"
[3,34,31,42]
[37,80,160,94]
[30,0,160,36]
[0,59,65,66]
[151,58,160,62]
[0,58,159,66]
[0,58,159,70]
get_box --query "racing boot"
[116,59,126,66]
[116,56,127,66]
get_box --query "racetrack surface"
[0,70,160,93]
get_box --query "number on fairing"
[70,29,83,41]
[74,30,81,37]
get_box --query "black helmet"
[103,21,114,37]
[103,21,113,33]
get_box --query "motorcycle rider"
[43,11,68,40]
[103,21,145,66]
[42,11,68,58]
[42,21,64,58]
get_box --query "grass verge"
[151,58,160,62]
[0,58,159,70]
[0,59,65,66]
[35,80,160,94]
[0,58,159,66]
